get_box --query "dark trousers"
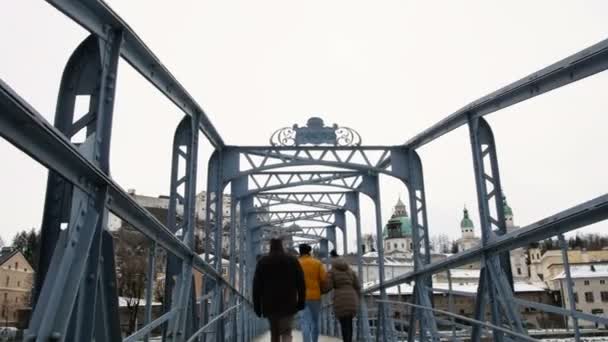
[268,315,293,342]
[338,315,353,342]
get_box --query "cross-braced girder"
[254,191,349,210]
[243,171,364,197]
[4,2,608,341]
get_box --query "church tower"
[460,207,475,239]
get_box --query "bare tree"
[430,234,453,254]
[362,233,376,252]
[114,227,150,334]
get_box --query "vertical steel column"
[346,192,370,340]
[370,175,391,342]
[229,177,247,341]
[447,270,456,342]
[405,149,438,342]
[144,242,157,342]
[326,225,337,254]
[319,239,329,258]
[558,234,581,342]
[334,210,348,255]
[27,30,123,342]
[468,116,524,342]
[240,195,255,342]
[166,111,200,341]
[202,151,226,342]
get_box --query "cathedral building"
[382,199,413,256]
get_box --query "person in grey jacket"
[327,251,360,342]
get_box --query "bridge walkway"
[254,330,342,342]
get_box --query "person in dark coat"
[253,238,306,342]
[327,252,360,342]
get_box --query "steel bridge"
[1,1,608,342]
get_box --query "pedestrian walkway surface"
[254,330,342,342]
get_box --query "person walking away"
[253,239,306,342]
[328,251,360,342]
[298,244,327,342]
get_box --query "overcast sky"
[1,1,607,251]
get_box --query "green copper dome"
[460,208,474,228]
[383,199,412,239]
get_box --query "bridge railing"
[359,32,608,341]
[0,0,264,341]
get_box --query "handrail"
[374,299,540,342]
[123,309,178,342]
[0,79,251,307]
[403,37,608,150]
[186,302,243,342]
[364,194,608,293]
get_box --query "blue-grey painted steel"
[0,34,254,342]
[167,111,200,341]
[163,116,198,341]
[468,117,523,342]
[144,242,157,342]
[365,194,608,294]
[47,0,225,148]
[25,30,123,342]
[558,234,581,342]
[5,3,608,340]
[388,38,608,154]
[255,191,349,210]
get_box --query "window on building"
[574,292,579,303]
[585,292,595,303]
[601,291,608,302]
[600,280,606,285]
[5,276,8,287]
[517,268,522,275]
[394,243,398,249]
[14,262,18,269]
[592,309,604,315]
[584,280,590,286]
[17,281,20,287]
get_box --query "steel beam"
[364,194,608,293]
[47,0,225,148]
[401,38,608,151]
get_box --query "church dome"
[460,208,474,228]
[383,199,412,239]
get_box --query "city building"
[529,247,608,289]
[552,263,608,329]
[504,196,530,280]
[454,207,480,253]
[382,198,413,256]
[0,247,34,327]
[365,281,559,330]
[109,189,236,253]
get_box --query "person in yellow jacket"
[298,244,327,342]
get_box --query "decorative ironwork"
[270,117,362,146]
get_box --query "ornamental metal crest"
[270,117,362,146]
